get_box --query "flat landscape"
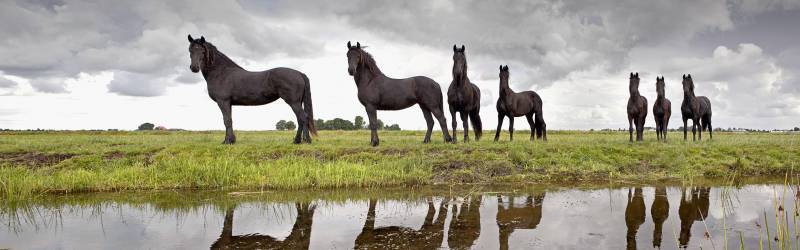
[1,130,798,198]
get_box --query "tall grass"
[1,130,798,198]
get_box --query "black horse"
[346,41,452,146]
[653,76,672,141]
[494,65,547,142]
[627,73,648,142]
[651,187,669,248]
[448,45,483,142]
[354,198,449,249]
[211,202,315,249]
[496,193,545,250]
[681,74,713,141]
[624,188,646,250]
[187,35,316,144]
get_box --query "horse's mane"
[358,49,384,76]
[203,42,244,71]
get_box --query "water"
[1,183,796,249]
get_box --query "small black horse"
[681,74,713,141]
[448,45,483,142]
[187,35,316,144]
[346,41,452,146]
[494,65,547,142]
[653,76,672,141]
[627,72,647,142]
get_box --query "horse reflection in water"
[496,193,545,250]
[651,187,670,248]
[448,195,482,249]
[679,187,710,248]
[354,198,449,249]
[625,188,646,250]
[210,202,315,250]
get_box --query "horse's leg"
[655,118,661,141]
[460,111,469,142]
[637,116,645,142]
[535,112,546,141]
[629,116,634,142]
[289,102,307,144]
[683,118,688,141]
[707,118,712,140]
[494,113,504,142]
[216,100,235,144]
[421,106,434,144]
[366,106,380,147]
[526,114,535,141]
[663,117,668,142]
[431,108,453,143]
[692,118,698,142]
[450,107,458,143]
[508,116,515,142]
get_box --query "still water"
[1,183,796,249]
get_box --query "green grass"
[0,130,798,198]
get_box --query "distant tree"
[794,127,799,131]
[285,121,296,130]
[315,119,326,130]
[137,122,155,131]
[385,124,401,131]
[326,118,355,130]
[375,119,385,130]
[354,116,365,130]
[276,120,287,130]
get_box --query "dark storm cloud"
[0,77,16,89]
[0,0,321,96]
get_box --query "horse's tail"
[302,74,318,137]
[469,109,482,140]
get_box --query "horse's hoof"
[222,140,235,145]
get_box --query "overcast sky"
[1,0,798,131]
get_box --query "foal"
[448,45,483,142]
[627,72,648,142]
[653,76,671,141]
[680,74,713,141]
[494,65,546,142]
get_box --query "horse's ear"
[630,72,633,78]
[356,42,361,48]
[499,65,502,71]
[199,36,206,44]
[687,74,692,79]
[347,41,352,49]
[453,45,458,52]
[503,65,508,71]
[188,35,194,43]
[683,74,686,79]
[635,72,638,77]
[461,45,465,52]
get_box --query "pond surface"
[1,183,798,249]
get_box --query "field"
[1,130,798,198]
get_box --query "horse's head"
[452,45,467,77]
[628,72,640,95]
[499,65,510,85]
[187,35,212,73]
[656,76,665,96]
[682,74,694,94]
[346,41,364,76]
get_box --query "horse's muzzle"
[348,68,354,76]
[190,65,200,73]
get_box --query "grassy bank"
[1,130,798,198]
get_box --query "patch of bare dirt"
[0,152,75,168]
